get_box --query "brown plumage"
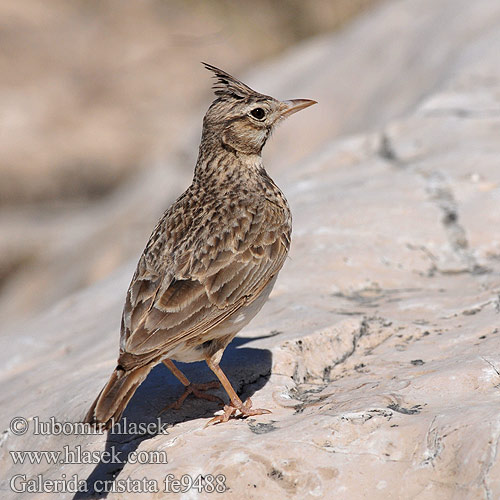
[84,63,316,428]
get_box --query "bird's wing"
[119,199,290,363]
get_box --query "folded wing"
[119,199,290,368]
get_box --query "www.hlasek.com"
[10,474,228,494]
[10,445,168,465]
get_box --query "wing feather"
[121,197,290,362]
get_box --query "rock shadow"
[74,336,272,499]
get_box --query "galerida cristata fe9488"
[84,63,316,428]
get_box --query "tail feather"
[84,364,152,429]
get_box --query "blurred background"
[0,0,380,324]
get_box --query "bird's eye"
[250,107,266,120]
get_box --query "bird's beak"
[279,99,317,118]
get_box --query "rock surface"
[2,0,500,498]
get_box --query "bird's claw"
[205,397,271,427]
[159,381,222,415]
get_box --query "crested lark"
[84,63,316,428]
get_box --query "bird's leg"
[204,355,271,426]
[159,359,222,414]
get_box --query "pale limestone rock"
[2,0,500,499]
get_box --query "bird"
[84,63,316,429]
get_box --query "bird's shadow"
[73,335,272,499]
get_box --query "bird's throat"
[194,141,265,186]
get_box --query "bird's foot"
[205,398,271,426]
[160,381,222,414]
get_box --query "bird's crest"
[202,62,258,100]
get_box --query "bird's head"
[201,63,316,155]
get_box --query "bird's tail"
[84,364,152,429]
